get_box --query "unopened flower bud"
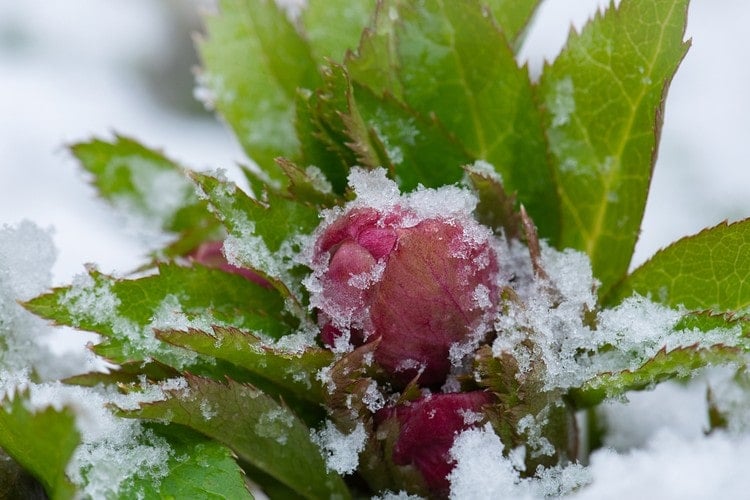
[312,207,499,386]
[375,391,494,495]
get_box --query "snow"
[0,0,749,498]
[311,420,367,475]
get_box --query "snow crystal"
[548,76,575,127]
[347,167,401,210]
[304,165,333,194]
[311,420,367,475]
[255,407,295,445]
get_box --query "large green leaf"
[125,376,349,500]
[301,0,376,63]
[24,263,293,366]
[537,0,690,297]
[157,326,333,403]
[347,0,558,239]
[569,344,744,409]
[484,0,543,50]
[119,424,253,499]
[198,0,321,182]
[0,392,79,499]
[71,136,220,255]
[609,219,750,311]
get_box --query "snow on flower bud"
[375,391,494,495]
[311,203,500,386]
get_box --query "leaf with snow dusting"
[569,344,745,409]
[123,375,350,500]
[537,0,690,298]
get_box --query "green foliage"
[71,135,220,256]
[0,392,79,499]
[484,0,544,50]
[610,219,750,311]
[569,344,745,408]
[347,0,557,238]
[199,0,321,183]
[301,0,376,62]
[24,263,293,366]
[157,326,333,403]
[537,0,690,297]
[119,425,253,499]
[124,376,349,500]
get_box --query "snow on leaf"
[0,390,79,499]
[609,218,750,312]
[190,171,319,302]
[569,344,745,409]
[156,326,333,403]
[24,263,293,366]
[537,0,691,298]
[117,424,252,499]
[70,135,218,243]
[198,0,321,183]
[123,375,350,500]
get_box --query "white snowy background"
[1,0,749,498]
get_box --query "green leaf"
[537,0,690,297]
[464,163,522,241]
[156,326,333,403]
[609,219,750,311]
[301,0,376,63]
[25,263,293,366]
[71,135,220,254]
[674,310,750,337]
[569,344,744,408]
[119,424,253,499]
[484,0,543,50]
[190,171,319,302]
[0,391,79,499]
[198,0,321,182]
[125,376,349,500]
[348,0,558,238]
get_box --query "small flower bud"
[375,391,494,495]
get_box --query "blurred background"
[1,0,748,285]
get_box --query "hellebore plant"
[1,0,749,498]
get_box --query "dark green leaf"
[0,391,79,499]
[71,135,220,254]
[198,0,321,182]
[569,344,744,409]
[119,424,252,499]
[124,376,349,499]
[609,219,750,311]
[537,0,690,296]
[301,0,377,63]
[25,263,293,366]
[674,310,750,337]
[156,326,333,403]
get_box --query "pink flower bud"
[189,241,269,287]
[312,207,499,386]
[375,391,494,495]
